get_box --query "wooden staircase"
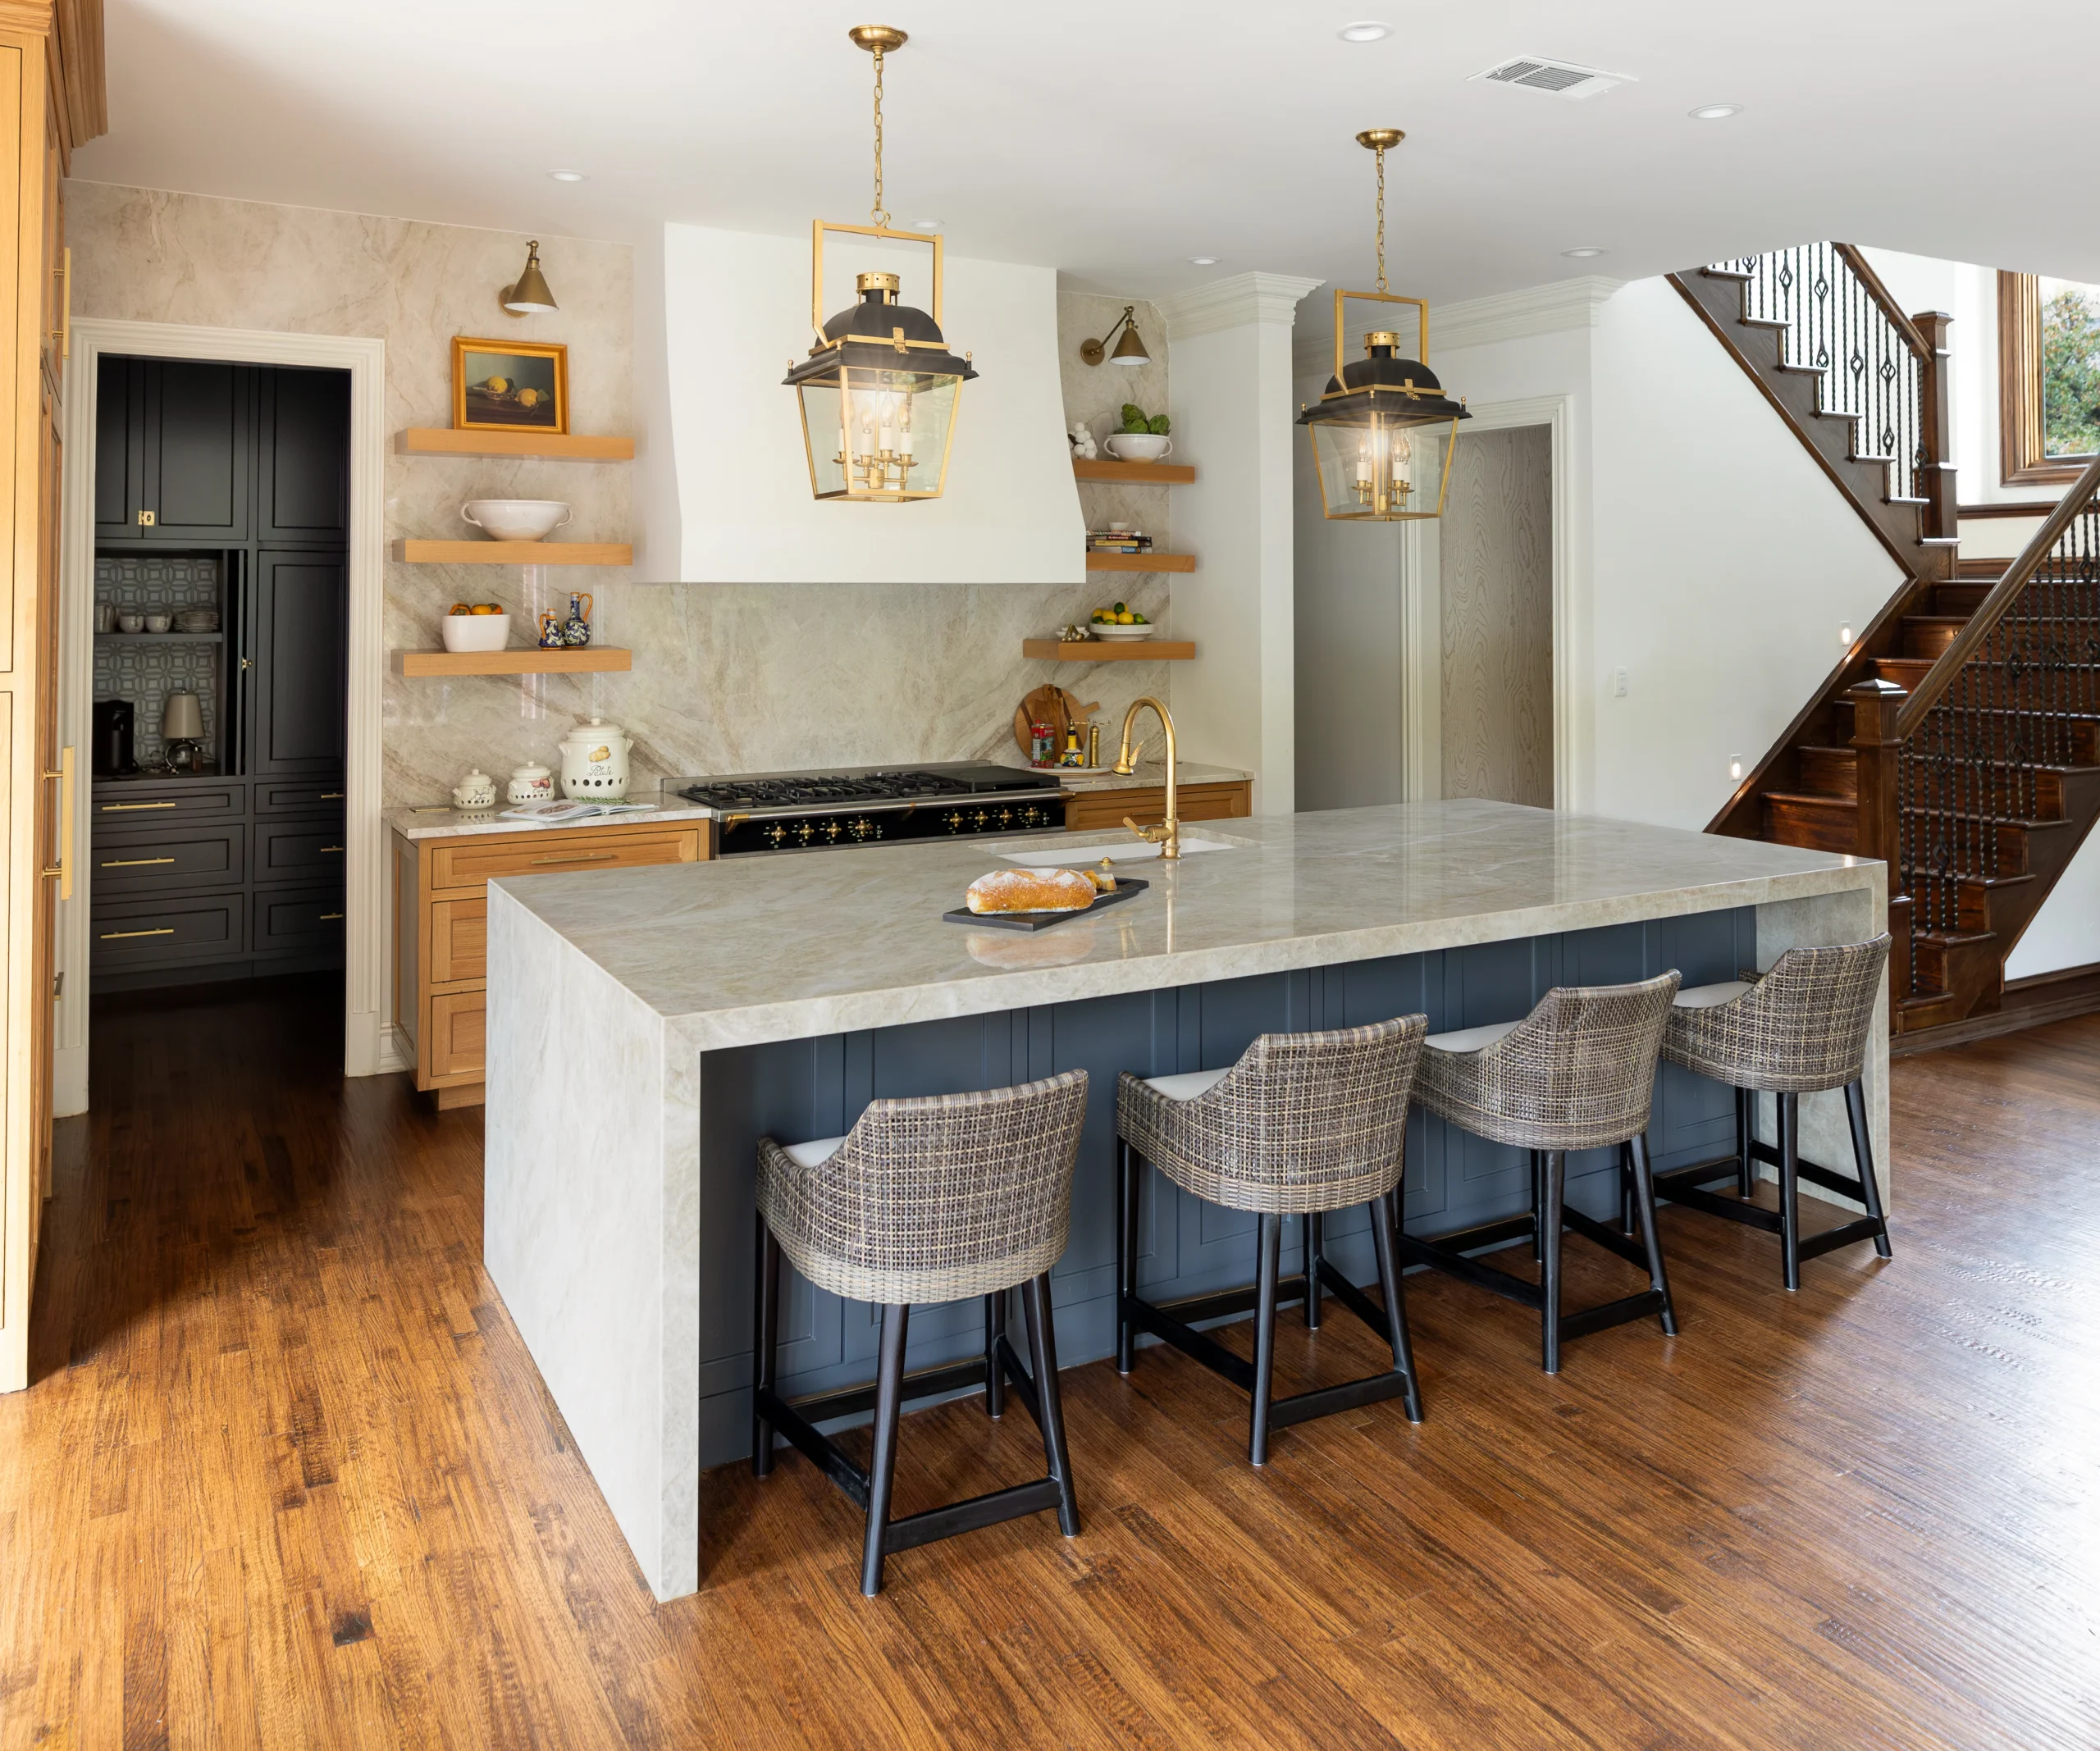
[1672,249,2100,1042]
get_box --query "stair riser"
[1905,718,2100,764]
[1796,746,1859,798]
[1902,819,2038,875]
[1905,770,2070,822]
[1762,795,1858,854]
[1903,618,2100,661]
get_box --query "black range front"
[673,762,1066,857]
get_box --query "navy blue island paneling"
[693,906,1754,1466]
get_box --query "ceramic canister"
[507,762,555,805]
[452,768,498,809]
[558,718,632,800]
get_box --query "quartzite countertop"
[480,800,1888,1602]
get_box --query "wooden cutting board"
[1012,685,1098,757]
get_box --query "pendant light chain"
[1374,142,1387,295]
[870,45,890,229]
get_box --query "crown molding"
[1155,271,1325,340]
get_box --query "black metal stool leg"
[1540,1151,1565,1374]
[1304,1211,1325,1329]
[1737,1087,1756,1197]
[1779,1093,1802,1292]
[1249,1213,1282,1464]
[1619,1140,1637,1236]
[1628,1131,1678,1336]
[1845,1078,1893,1258]
[1369,1190,1423,1422]
[752,1214,780,1478]
[1022,1273,1081,1537]
[984,1290,1007,1419]
[1529,1150,1545,1261]
[860,1303,911,1597]
[1115,1141,1139,1374]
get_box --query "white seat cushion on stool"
[1674,979,1752,1010]
[1423,1019,1519,1055]
[783,1134,847,1168]
[1144,1066,1231,1101]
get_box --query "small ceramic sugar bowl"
[452,768,498,809]
[507,762,555,805]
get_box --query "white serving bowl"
[461,499,573,542]
[440,613,512,652]
[1103,432,1172,463]
[1091,622,1153,641]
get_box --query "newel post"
[1848,678,1908,869]
[1913,310,1957,543]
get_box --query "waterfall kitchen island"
[480,799,1888,1601]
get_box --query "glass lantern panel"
[800,364,962,502]
[1306,409,1454,522]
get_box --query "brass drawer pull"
[321,792,345,800]
[320,912,344,921]
[102,800,177,811]
[100,927,176,940]
[320,845,345,853]
[101,856,176,868]
[529,850,617,865]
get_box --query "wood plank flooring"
[3,975,2097,1748]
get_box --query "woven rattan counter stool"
[1115,1016,1430,1467]
[1399,974,1682,1375]
[752,1071,1088,1596]
[1650,935,1892,1291]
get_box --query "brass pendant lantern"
[1298,130,1468,522]
[784,25,976,504]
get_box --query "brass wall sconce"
[500,240,558,317]
[1080,305,1151,367]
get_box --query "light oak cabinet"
[394,820,710,1109]
[2,3,103,1394]
[1065,779,1251,834]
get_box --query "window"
[1999,270,2100,483]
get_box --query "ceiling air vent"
[1470,57,1634,100]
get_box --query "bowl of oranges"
[441,602,512,651]
[1090,603,1153,641]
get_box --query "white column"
[1156,273,1322,814]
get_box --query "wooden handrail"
[1832,244,1932,363]
[1892,449,2100,740]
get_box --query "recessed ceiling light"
[1562,247,1606,258]
[547,169,587,182]
[1189,255,1220,266]
[1337,21,1391,42]
[1688,103,1742,121]
[911,218,943,231]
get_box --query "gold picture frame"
[452,336,568,434]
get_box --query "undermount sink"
[993,832,1247,868]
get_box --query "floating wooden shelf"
[1073,458,1195,485]
[396,428,635,462]
[1023,639,1194,662]
[393,647,634,677]
[395,540,633,567]
[96,631,222,642]
[1086,550,1194,573]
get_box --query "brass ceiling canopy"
[783,24,978,504]
[500,239,558,317]
[1080,303,1152,368]
[1295,128,1469,522]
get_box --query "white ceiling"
[73,1,2100,308]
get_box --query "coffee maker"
[93,699,137,776]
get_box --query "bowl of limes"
[1091,603,1153,641]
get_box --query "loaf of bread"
[966,867,1098,914]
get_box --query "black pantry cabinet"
[90,356,351,992]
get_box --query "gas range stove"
[673,761,1066,856]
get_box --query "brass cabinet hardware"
[100,927,175,940]
[101,856,176,868]
[137,508,156,527]
[53,970,62,999]
[321,791,345,800]
[240,656,253,671]
[49,247,70,358]
[529,850,616,864]
[320,912,344,921]
[39,746,73,899]
[102,800,176,811]
[319,845,345,853]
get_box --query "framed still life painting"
[452,336,568,433]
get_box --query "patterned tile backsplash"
[95,554,223,765]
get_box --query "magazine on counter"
[500,800,659,823]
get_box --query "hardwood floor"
[4,977,2098,1748]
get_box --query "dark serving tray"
[943,877,1149,932]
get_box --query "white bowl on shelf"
[461,499,573,542]
[1090,622,1154,641]
[440,613,512,652]
[1103,433,1172,463]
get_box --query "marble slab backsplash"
[68,184,1189,798]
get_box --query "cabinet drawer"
[92,823,245,893]
[1065,781,1250,833]
[428,828,705,892]
[253,885,347,954]
[92,782,244,824]
[254,777,347,817]
[427,992,486,1080]
[91,892,248,967]
[431,898,486,984]
[253,819,349,886]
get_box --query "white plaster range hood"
[634,222,1084,584]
